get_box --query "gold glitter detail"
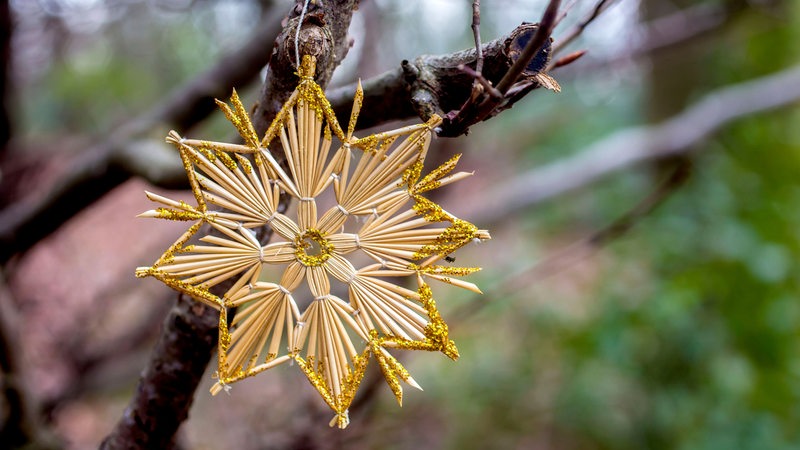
[347,80,363,139]
[367,331,413,406]
[194,142,217,162]
[177,147,207,211]
[152,207,204,222]
[402,159,424,188]
[411,218,480,260]
[216,89,260,149]
[234,154,253,174]
[137,54,489,429]
[411,264,482,277]
[386,283,459,360]
[414,154,462,194]
[354,134,379,154]
[294,229,334,267]
[215,150,238,172]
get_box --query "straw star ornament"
[136,55,490,428]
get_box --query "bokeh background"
[2,0,800,449]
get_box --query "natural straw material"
[136,55,490,428]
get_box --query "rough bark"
[100,1,358,448]
[326,22,555,132]
[99,296,218,450]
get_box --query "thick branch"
[101,2,358,448]
[99,296,217,450]
[467,63,800,223]
[0,9,284,263]
[0,274,59,449]
[326,21,556,132]
[253,0,356,134]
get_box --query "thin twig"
[327,22,552,132]
[552,49,587,68]
[466,62,800,223]
[453,160,691,323]
[440,0,561,136]
[554,0,579,28]
[465,0,495,102]
[459,64,502,98]
[471,0,483,75]
[551,0,617,56]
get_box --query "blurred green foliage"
[382,2,800,449]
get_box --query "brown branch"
[315,1,733,135]
[465,62,800,224]
[557,3,732,76]
[471,0,484,75]
[439,0,561,136]
[325,21,558,133]
[452,160,692,324]
[0,8,284,264]
[0,272,59,449]
[551,0,617,56]
[101,1,358,448]
[99,295,219,450]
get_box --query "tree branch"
[471,0,484,76]
[440,0,561,136]
[551,0,617,56]
[325,21,558,133]
[452,160,692,325]
[467,63,800,224]
[0,12,567,268]
[0,7,285,264]
[101,1,358,448]
[99,295,218,450]
[0,272,59,449]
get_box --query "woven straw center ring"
[294,229,334,267]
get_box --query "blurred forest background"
[1,0,800,449]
